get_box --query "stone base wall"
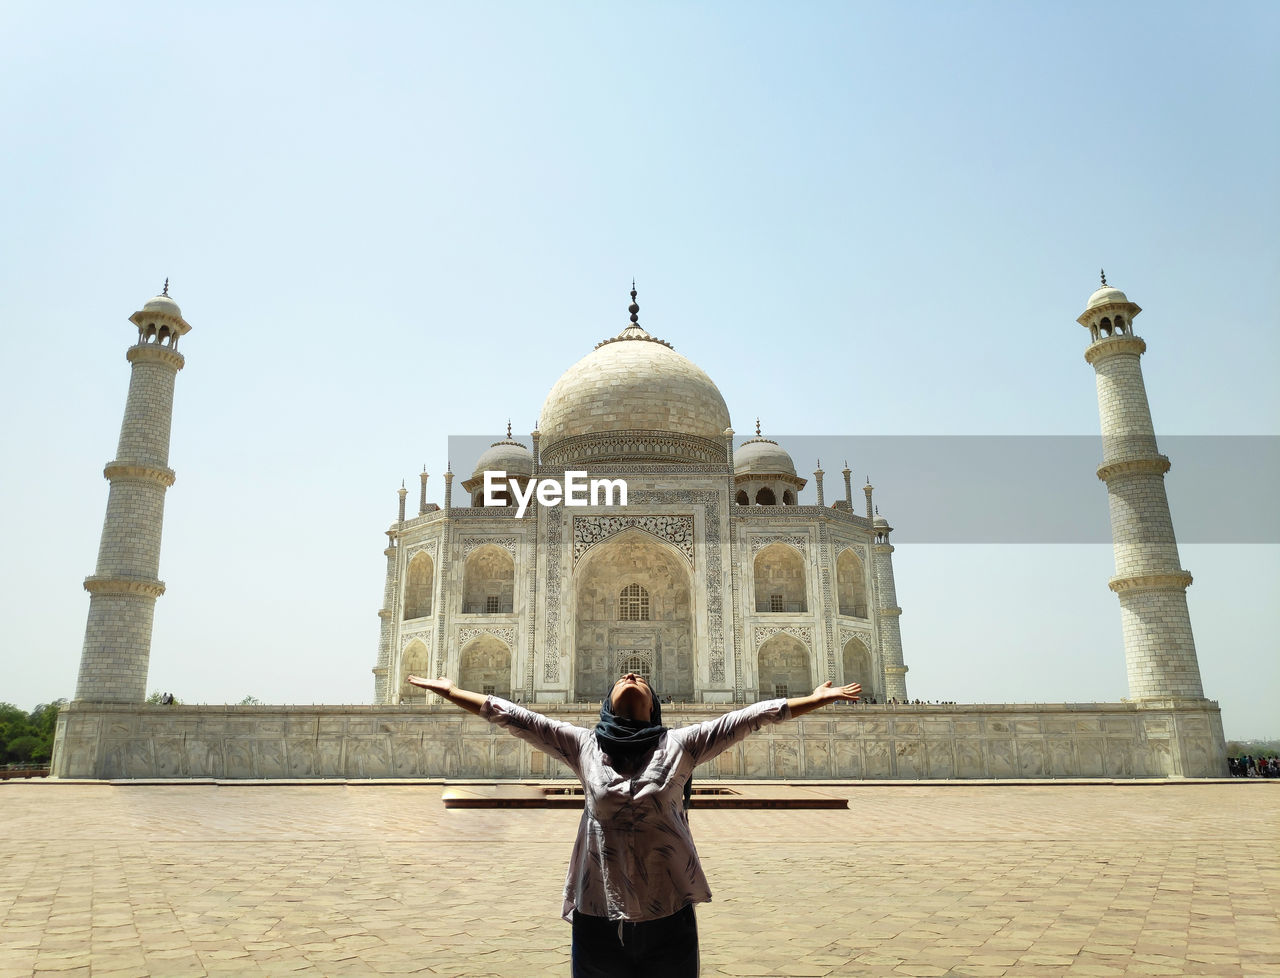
[50,700,1228,781]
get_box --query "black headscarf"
[595,681,693,810]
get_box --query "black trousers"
[571,904,699,977]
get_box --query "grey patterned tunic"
[480,696,791,922]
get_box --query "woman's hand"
[788,680,861,719]
[811,680,861,703]
[407,676,455,697]
[405,677,487,716]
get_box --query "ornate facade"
[372,290,909,706]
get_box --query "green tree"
[6,734,40,764]
[0,700,65,768]
[0,703,33,763]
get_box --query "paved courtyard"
[0,781,1276,977]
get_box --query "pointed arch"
[462,544,515,614]
[458,633,512,697]
[836,547,867,618]
[758,633,812,699]
[754,542,807,613]
[755,487,777,506]
[399,639,429,702]
[572,528,694,701]
[404,551,434,620]
[841,635,872,693]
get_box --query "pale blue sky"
[1,2,1275,737]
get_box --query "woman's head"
[609,673,657,724]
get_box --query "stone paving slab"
[0,782,1276,976]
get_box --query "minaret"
[74,285,190,703]
[1079,274,1204,700]
[872,508,909,701]
[373,518,398,704]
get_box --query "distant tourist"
[408,671,861,976]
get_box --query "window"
[619,583,650,621]
[482,684,497,696]
[485,595,501,614]
[769,594,784,613]
[774,684,789,699]
[620,654,650,683]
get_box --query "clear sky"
[1,2,1276,739]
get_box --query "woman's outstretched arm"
[406,676,486,716]
[787,681,862,718]
[408,675,590,773]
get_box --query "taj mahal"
[50,278,1228,780]
[374,286,906,710]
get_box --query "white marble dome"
[1086,285,1129,309]
[538,324,731,464]
[141,293,183,318]
[472,438,533,479]
[734,437,797,476]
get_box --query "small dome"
[473,438,533,480]
[142,293,183,318]
[1086,285,1128,309]
[734,437,797,477]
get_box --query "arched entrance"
[841,636,872,694]
[836,548,867,618]
[399,639,429,702]
[462,545,515,614]
[754,543,807,613]
[458,634,513,698]
[403,551,434,620]
[573,530,694,701]
[757,633,812,700]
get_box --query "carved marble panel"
[572,515,695,566]
[459,625,517,649]
[839,625,873,650]
[404,539,439,562]
[462,536,519,558]
[754,625,814,650]
[543,506,563,682]
[750,535,809,556]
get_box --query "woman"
[407,672,861,977]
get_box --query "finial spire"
[162,277,169,296]
[506,419,512,439]
[628,281,639,325]
[1100,268,1107,287]
[755,417,761,436]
